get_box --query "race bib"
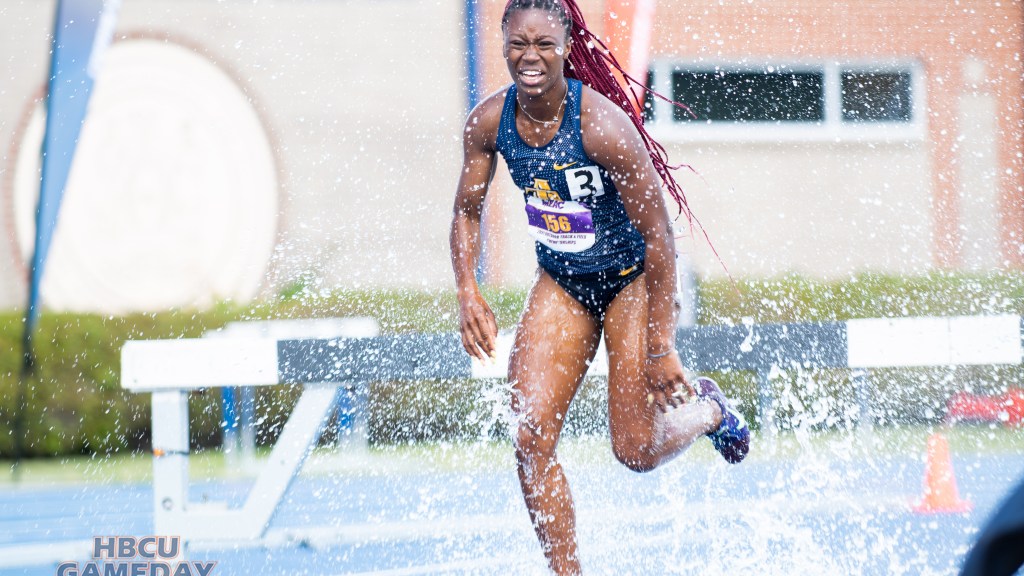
[565,166,605,201]
[524,197,595,253]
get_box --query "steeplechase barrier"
[120,314,1024,544]
[207,318,379,468]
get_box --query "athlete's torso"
[495,78,645,276]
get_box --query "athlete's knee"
[611,435,659,473]
[614,451,658,474]
[509,388,559,464]
[514,419,558,465]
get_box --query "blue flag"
[14,0,119,468]
[24,0,119,340]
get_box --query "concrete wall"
[663,140,934,278]
[0,0,469,311]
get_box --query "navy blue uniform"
[496,78,645,318]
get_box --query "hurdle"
[206,318,380,469]
[120,314,1024,543]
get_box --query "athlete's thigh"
[509,270,602,436]
[602,274,656,439]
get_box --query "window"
[671,70,824,122]
[841,71,912,122]
[644,61,924,141]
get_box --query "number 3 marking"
[566,166,605,200]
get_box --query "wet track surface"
[2,450,1022,575]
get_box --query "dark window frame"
[643,61,924,141]
[671,69,826,123]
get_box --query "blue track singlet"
[495,79,646,284]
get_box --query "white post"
[758,368,776,439]
[676,251,698,328]
[151,390,190,535]
[239,385,258,471]
[853,368,874,440]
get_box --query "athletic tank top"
[495,78,645,276]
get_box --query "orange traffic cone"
[912,432,972,514]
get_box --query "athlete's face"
[503,9,571,98]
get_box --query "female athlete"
[449,1,749,573]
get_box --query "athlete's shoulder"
[577,83,636,134]
[577,83,649,170]
[464,85,511,138]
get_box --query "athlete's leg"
[602,274,721,472]
[509,271,601,576]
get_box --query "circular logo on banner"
[10,38,279,313]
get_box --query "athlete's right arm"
[450,94,502,362]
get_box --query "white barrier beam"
[122,338,279,391]
[847,315,1022,368]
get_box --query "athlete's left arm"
[580,91,691,407]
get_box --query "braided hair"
[501,0,697,227]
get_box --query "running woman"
[450,1,749,573]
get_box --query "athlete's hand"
[644,352,693,413]
[457,289,498,362]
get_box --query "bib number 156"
[542,214,572,232]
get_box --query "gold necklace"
[517,82,568,126]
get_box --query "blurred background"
[0,2,1022,574]
[0,0,1020,486]
[1,0,1021,313]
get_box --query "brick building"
[475,0,1024,281]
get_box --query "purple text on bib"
[525,203,594,233]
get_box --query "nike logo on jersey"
[619,265,638,277]
[553,161,578,171]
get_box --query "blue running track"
[2,447,1022,575]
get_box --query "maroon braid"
[502,0,700,229]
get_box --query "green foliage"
[1,272,1022,457]
[0,311,218,457]
[0,288,525,458]
[368,379,498,444]
[698,271,1024,323]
